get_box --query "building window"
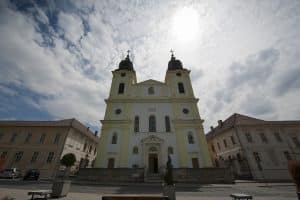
[273,132,282,142]
[31,152,39,163]
[168,147,174,155]
[133,146,138,154]
[188,133,194,144]
[292,137,300,148]
[148,87,154,95]
[14,151,23,162]
[83,143,87,151]
[176,72,181,76]
[230,136,236,145]
[253,152,261,162]
[178,82,185,93]
[217,142,221,150]
[47,152,54,163]
[245,132,253,143]
[25,133,32,144]
[54,133,61,144]
[165,116,171,132]
[223,139,228,148]
[10,133,17,144]
[132,164,139,168]
[118,83,125,94]
[0,133,4,141]
[121,73,126,77]
[39,133,46,144]
[134,116,139,132]
[89,145,92,153]
[182,108,189,114]
[94,147,97,155]
[284,151,292,161]
[108,158,115,168]
[149,115,156,132]
[192,158,199,168]
[115,109,122,114]
[211,144,215,152]
[259,132,268,143]
[112,133,118,144]
[0,152,7,159]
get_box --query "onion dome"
[168,53,183,70]
[118,54,134,71]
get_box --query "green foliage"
[60,153,76,167]
[164,155,174,185]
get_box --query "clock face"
[115,109,122,114]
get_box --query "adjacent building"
[94,52,212,177]
[0,119,99,179]
[206,113,300,181]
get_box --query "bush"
[61,153,76,168]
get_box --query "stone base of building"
[76,167,234,184]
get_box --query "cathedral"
[94,52,212,174]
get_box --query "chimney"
[218,120,223,127]
[210,126,214,131]
[94,131,98,136]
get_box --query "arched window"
[118,83,125,94]
[165,116,171,132]
[133,146,138,154]
[134,116,139,132]
[178,82,185,93]
[148,87,154,95]
[149,115,156,132]
[111,133,117,144]
[188,133,194,144]
[168,146,174,155]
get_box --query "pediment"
[136,79,165,86]
[141,135,164,144]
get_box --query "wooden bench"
[230,193,253,200]
[28,190,52,200]
[102,196,168,200]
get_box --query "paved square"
[0,180,297,200]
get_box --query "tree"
[61,153,76,168]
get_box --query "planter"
[162,185,176,200]
[51,179,71,198]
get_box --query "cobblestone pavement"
[0,180,297,200]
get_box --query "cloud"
[275,67,300,96]
[58,12,84,44]
[0,0,300,133]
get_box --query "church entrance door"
[148,153,158,173]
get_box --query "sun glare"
[171,7,200,42]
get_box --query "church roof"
[117,54,134,71]
[136,79,165,85]
[168,53,183,71]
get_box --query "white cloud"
[0,0,300,132]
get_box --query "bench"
[102,196,168,200]
[230,193,253,200]
[28,190,52,200]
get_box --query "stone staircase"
[145,173,162,183]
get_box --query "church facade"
[94,53,212,175]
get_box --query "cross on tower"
[170,49,175,58]
[127,50,130,56]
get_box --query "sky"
[0,0,300,133]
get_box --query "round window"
[182,108,189,114]
[176,72,181,77]
[115,109,122,114]
[121,73,126,77]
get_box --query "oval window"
[182,108,189,114]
